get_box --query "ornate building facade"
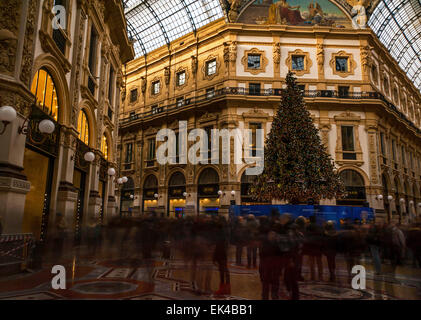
[0,0,133,240]
[119,0,421,222]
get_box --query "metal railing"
[0,234,35,269]
[120,87,420,134]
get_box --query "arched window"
[338,169,366,206]
[30,68,59,120]
[198,168,219,185]
[77,110,89,145]
[101,134,109,160]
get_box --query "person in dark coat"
[232,216,247,266]
[322,221,338,282]
[305,215,324,281]
[246,214,259,268]
[213,216,231,295]
[259,224,282,300]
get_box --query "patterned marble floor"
[0,244,420,300]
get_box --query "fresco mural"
[238,0,352,28]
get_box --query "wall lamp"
[376,194,383,200]
[0,106,17,135]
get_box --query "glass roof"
[123,0,225,58]
[368,0,421,92]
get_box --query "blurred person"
[305,215,323,281]
[232,216,247,266]
[406,220,421,268]
[366,220,383,275]
[278,214,302,300]
[259,224,282,300]
[52,213,67,262]
[213,216,231,296]
[294,216,307,281]
[322,221,338,282]
[246,214,259,268]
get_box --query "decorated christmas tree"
[250,72,344,204]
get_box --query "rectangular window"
[249,123,262,157]
[291,55,304,71]
[297,85,305,93]
[380,132,386,155]
[206,88,215,99]
[338,86,349,97]
[341,126,355,152]
[249,83,261,95]
[391,139,396,161]
[248,54,261,69]
[129,111,136,119]
[88,26,98,75]
[335,57,348,72]
[204,126,212,161]
[108,67,114,103]
[176,97,184,107]
[130,89,138,103]
[125,143,133,163]
[147,138,155,161]
[401,145,406,167]
[152,81,160,95]
[177,71,186,86]
[206,59,217,76]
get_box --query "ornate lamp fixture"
[0,106,17,135]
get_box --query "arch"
[381,172,392,195]
[338,166,370,186]
[165,168,186,186]
[77,101,97,148]
[143,174,158,189]
[77,109,90,146]
[337,169,367,206]
[102,127,113,162]
[196,165,220,185]
[168,171,186,187]
[393,176,402,194]
[122,176,135,190]
[339,169,365,187]
[198,167,219,185]
[30,68,59,121]
[31,54,70,126]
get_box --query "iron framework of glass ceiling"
[122,0,225,58]
[368,0,421,92]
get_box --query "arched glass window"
[338,169,366,205]
[77,110,90,145]
[30,68,59,121]
[101,134,109,160]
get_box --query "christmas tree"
[250,72,344,204]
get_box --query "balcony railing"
[120,88,421,134]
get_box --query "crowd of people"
[45,212,421,300]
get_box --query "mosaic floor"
[0,245,420,300]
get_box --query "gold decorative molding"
[241,48,268,75]
[201,55,221,81]
[285,49,312,76]
[329,50,356,78]
[273,43,281,66]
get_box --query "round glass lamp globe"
[39,119,55,134]
[107,168,116,176]
[122,176,128,183]
[117,178,123,184]
[84,151,95,162]
[0,106,17,122]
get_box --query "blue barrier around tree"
[229,205,374,230]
